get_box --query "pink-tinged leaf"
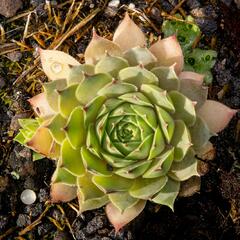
[149,36,184,74]
[50,183,77,203]
[26,127,54,156]
[85,29,122,64]
[113,13,146,52]
[197,100,237,133]
[178,72,208,109]
[106,200,146,233]
[28,93,55,118]
[39,49,80,80]
[179,71,204,85]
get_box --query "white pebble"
[20,189,36,205]
[128,3,135,10]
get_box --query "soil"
[0,1,240,239]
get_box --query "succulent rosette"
[15,13,236,231]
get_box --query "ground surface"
[0,0,240,239]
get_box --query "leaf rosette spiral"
[15,13,236,231]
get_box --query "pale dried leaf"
[51,183,77,203]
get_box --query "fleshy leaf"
[51,183,77,203]
[39,49,80,80]
[152,178,180,210]
[26,127,54,156]
[92,175,133,193]
[108,192,138,213]
[85,29,122,64]
[179,71,207,109]
[151,65,180,91]
[113,13,146,52]
[119,66,158,88]
[149,36,184,74]
[171,120,191,162]
[124,47,157,67]
[52,167,77,185]
[28,93,55,118]
[61,138,85,176]
[169,91,196,126]
[95,55,129,78]
[81,147,112,176]
[65,106,86,149]
[189,116,212,151]
[76,73,112,105]
[178,176,201,197]
[169,148,199,181]
[106,200,146,233]
[197,100,237,133]
[129,176,168,199]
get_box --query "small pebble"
[20,189,37,205]
[108,0,120,8]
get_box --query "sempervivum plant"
[15,13,236,231]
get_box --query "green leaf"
[52,167,77,185]
[95,55,129,78]
[87,123,101,153]
[32,152,45,161]
[76,73,112,105]
[92,174,133,193]
[169,91,196,126]
[115,160,151,179]
[155,106,175,143]
[47,114,66,144]
[43,79,67,111]
[148,126,165,160]
[124,47,157,67]
[102,152,134,168]
[109,192,138,213]
[61,138,85,176]
[59,84,80,118]
[129,176,168,199]
[151,65,180,91]
[141,84,175,113]
[77,173,105,201]
[169,148,199,181]
[65,106,86,148]
[81,147,112,176]
[189,116,212,151]
[119,66,158,88]
[98,82,137,98]
[152,178,180,210]
[171,120,191,162]
[143,148,174,178]
[118,92,152,107]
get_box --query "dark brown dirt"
[0,1,240,239]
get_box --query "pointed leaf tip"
[149,35,184,74]
[106,200,146,232]
[40,49,80,80]
[197,100,237,133]
[113,12,146,52]
[28,92,55,118]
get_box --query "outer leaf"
[61,138,85,176]
[39,49,80,80]
[152,178,180,210]
[106,200,146,233]
[169,91,196,126]
[149,36,184,74]
[28,93,55,118]
[108,192,138,213]
[85,29,122,64]
[52,167,76,185]
[51,183,77,203]
[113,13,146,52]
[151,65,180,91]
[129,176,168,199]
[169,148,199,181]
[197,100,237,133]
